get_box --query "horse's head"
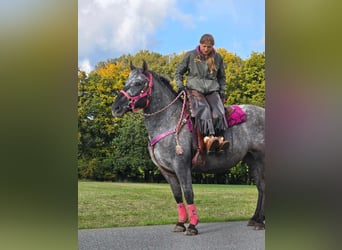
[112,60,153,117]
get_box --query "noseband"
[120,73,153,112]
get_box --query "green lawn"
[78,181,257,229]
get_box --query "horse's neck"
[143,81,181,137]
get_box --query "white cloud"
[79,59,92,73]
[78,0,177,57]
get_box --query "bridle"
[120,73,153,113]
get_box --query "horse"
[111,60,265,235]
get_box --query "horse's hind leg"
[162,173,187,232]
[243,153,265,230]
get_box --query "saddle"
[187,102,247,168]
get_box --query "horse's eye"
[133,81,144,87]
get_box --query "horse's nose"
[112,103,121,116]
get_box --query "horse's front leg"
[176,165,199,236]
[163,174,187,232]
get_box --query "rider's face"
[199,43,213,56]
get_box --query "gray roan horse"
[112,61,265,235]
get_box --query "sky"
[78,0,265,73]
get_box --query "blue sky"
[78,0,264,72]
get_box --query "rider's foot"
[204,136,220,154]
[218,136,230,152]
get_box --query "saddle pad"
[225,105,247,127]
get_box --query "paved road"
[78,221,265,250]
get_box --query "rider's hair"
[199,34,215,45]
[199,34,217,74]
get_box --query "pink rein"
[147,90,187,155]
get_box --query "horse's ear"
[130,61,136,70]
[142,60,148,75]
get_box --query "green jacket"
[175,48,226,95]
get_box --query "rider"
[175,33,229,154]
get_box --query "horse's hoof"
[247,219,256,226]
[184,224,198,236]
[173,222,186,232]
[254,223,265,230]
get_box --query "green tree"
[109,113,157,181]
[78,62,128,160]
[226,52,265,107]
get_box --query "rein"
[142,90,186,117]
[147,90,188,155]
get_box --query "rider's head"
[199,34,215,57]
[199,34,216,73]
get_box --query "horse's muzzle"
[111,103,127,117]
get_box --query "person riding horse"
[175,33,229,154]
[112,60,266,234]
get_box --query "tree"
[78,62,128,160]
[109,113,157,182]
[225,52,265,107]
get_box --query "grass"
[78,181,257,229]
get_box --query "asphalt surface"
[78,221,265,250]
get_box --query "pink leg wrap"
[177,203,188,223]
[188,204,199,225]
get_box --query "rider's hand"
[220,92,227,104]
[177,86,187,95]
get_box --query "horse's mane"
[149,70,178,96]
